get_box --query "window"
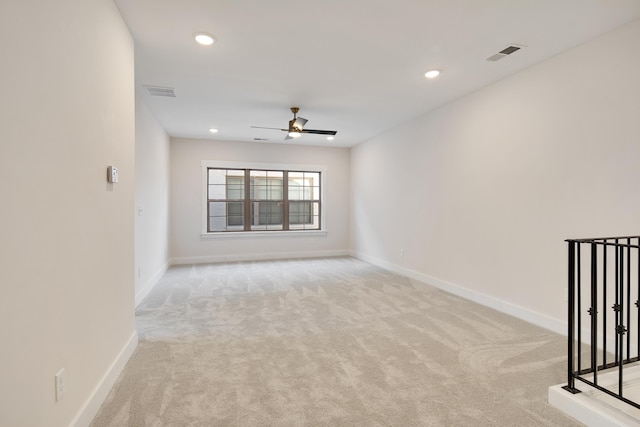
[206,167,321,233]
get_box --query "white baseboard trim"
[169,249,350,265]
[71,331,138,427]
[135,263,168,307]
[351,250,566,336]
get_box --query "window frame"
[201,160,327,238]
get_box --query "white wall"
[351,19,640,333]
[0,1,136,426]
[170,138,350,263]
[135,99,170,305]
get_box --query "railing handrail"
[566,235,640,245]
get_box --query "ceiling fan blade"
[293,117,308,130]
[301,129,337,135]
[251,126,287,131]
[284,134,293,141]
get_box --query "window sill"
[200,230,328,239]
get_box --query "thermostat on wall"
[107,166,119,183]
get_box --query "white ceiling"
[114,0,640,148]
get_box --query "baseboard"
[135,263,168,307]
[351,250,566,336]
[71,331,138,427]
[169,249,350,265]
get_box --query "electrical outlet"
[55,368,65,402]
[400,248,405,257]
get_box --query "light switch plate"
[55,368,65,402]
[107,166,119,183]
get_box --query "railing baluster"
[577,243,582,374]
[637,238,640,360]
[615,239,620,363]
[603,240,608,367]
[619,244,625,397]
[627,238,632,363]
[564,240,579,394]
[590,243,598,384]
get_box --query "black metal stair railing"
[563,235,640,409]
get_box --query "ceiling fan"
[251,107,337,140]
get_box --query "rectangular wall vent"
[143,85,176,97]
[486,45,524,62]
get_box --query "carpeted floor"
[91,257,581,426]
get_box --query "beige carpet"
[91,257,581,426]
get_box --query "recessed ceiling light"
[194,33,216,46]
[209,128,219,133]
[327,136,335,141]
[424,70,440,79]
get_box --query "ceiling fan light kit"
[251,107,337,141]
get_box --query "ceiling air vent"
[143,85,176,97]
[486,45,524,62]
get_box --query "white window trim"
[200,160,328,238]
